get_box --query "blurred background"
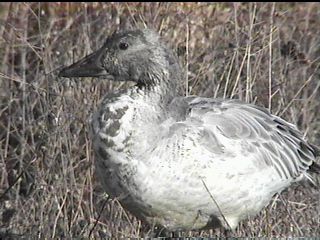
[0,2,319,238]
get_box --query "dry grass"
[0,2,319,238]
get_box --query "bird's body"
[59,29,319,231]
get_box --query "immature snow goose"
[59,29,320,231]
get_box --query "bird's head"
[59,29,182,89]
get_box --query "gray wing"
[170,96,319,181]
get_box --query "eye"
[119,42,129,50]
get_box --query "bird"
[59,28,320,232]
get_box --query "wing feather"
[175,97,318,181]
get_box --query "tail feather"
[309,143,320,174]
[309,161,320,174]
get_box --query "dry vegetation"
[0,2,319,238]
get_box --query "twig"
[268,3,275,112]
[201,178,232,230]
[278,193,303,235]
[88,195,110,238]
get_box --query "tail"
[309,162,320,174]
[309,143,320,174]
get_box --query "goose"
[59,28,320,232]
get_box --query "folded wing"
[169,97,318,182]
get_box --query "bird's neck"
[131,64,182,108]
[93,59,184,155]
[129,47,184,107]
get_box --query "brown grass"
[0,2,319,238]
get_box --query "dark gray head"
[59,29,183,91]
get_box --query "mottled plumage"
[59,29,319,231]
